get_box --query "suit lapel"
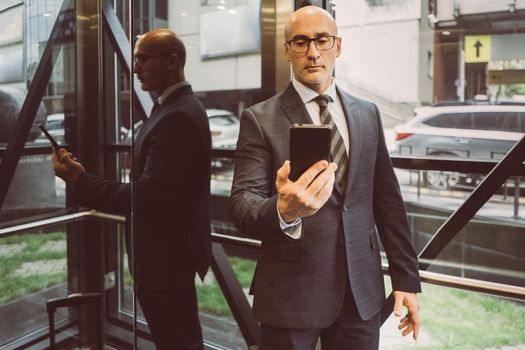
[134,84,193,164]
[280,83,313,126]
[337,87,363,201]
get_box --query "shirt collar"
[292,76,337,104]
[157,80,190,105]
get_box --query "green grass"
[383,276,525,349]
[196,256,256,318]
[0,232,67,304]
[416,284,525,349]
[197,283,234,318]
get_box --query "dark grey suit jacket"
[230,83,421,328]
[74,85,212,290]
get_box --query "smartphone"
[37,123,61,150]
[289,124,332,181]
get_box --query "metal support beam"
[261,0,293,100]
[211,243,260,347]
[101,0,153,118]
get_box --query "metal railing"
[2,210,524,303]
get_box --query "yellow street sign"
[465,35,491,63]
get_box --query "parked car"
[393,104,525,189]
[206,109,240,149]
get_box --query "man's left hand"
[393,291,420,340]
[52,148,85,184]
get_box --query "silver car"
[393,104,525,189]
[207,108,240,149]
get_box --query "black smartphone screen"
[289,124,331,181]
[37,123,61,150]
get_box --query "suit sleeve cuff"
[276,202,303,239]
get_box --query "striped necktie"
[314,94,348,192]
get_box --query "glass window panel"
[0,154,64,225]
[426,193,524,287]
[0,0,75,226]
[0,227,69,346]
[391,165,524,287]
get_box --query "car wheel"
[424,170,460,190]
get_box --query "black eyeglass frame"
[133,53,174,66]
[286,35,338,54]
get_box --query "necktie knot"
[313,94,331,108]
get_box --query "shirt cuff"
[277,204,303,239]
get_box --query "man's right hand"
[276,160,337,223]
[52,148,85,185]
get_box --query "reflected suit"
[73,84,211,349]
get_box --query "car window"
[47,120,64,130]
[209,115,237,126]
[423,113,472,129]
[472,112,518,132]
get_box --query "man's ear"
[335,37,341,58]
[168,53,179,70]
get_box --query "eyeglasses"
[133,53,172,66]
[287,35,337,54]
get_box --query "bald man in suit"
[53,29,211,350]
[230,6,421,350]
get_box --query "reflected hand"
[52,147,85,184]
[276,160,336,223]
[394,290,420,340]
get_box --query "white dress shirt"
[157,80,190,105]
[278,78,350,239]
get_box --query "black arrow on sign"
[474,40,483,58]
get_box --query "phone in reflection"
[37,123,61,150]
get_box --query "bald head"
[284,6,337,41]
[283,6,341,94]
[133,28,188,94]
[137,28,186,69]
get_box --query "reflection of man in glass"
[53,29,211,350]
[230,6,421,349]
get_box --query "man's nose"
[306,40,320,58]
[133,62,141,74]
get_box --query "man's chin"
[302,76,325,87]
[301,72,326,83]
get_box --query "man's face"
[133,38,171,94]
[284,13,341,94]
